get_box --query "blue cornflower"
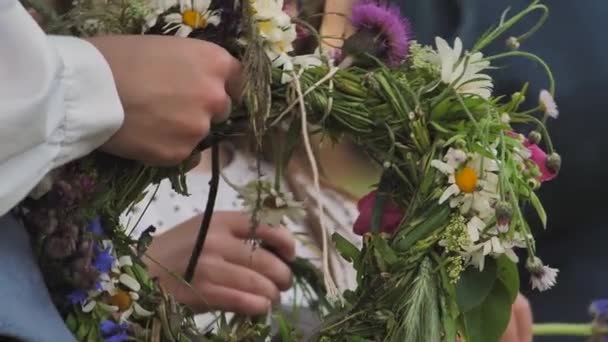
[88,217,104,235]
[93,244,114,274]
[66,289,88,305]
[100,320,129,342]
[590,299,608,321]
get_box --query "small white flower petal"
[206,12,221,27]
[491,236,504,254]
[119,306,134,322]
[118,255,133,267]
[192,0,210,13]
[466,216,486,242]
[97,302,119,313]
[539,89,559,118]
[119,273,141,292]
[439,184,460,204]
[431,160,455,175]
[129,291,140,301]
[82,300,96,313]
[133,302,155,317]
[482,240,492,256]
[176,24,193,37]
[504,248,519,263]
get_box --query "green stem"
[473,1,548,52]
[533,323,593,336]
[485,51,555,96]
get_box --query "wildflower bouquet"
[17,0,564,341]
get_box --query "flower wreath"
[16,0,572,341]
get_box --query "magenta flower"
[349,1,412,67]
[353,190,404,235]
[524,141,557,182]
[507,131,557,182]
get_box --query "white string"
[290,71,340,302]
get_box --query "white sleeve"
[0,0,124,215]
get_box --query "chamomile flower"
[75,252,153,321]
[526,256,559,291]
[539,89,559,118]
[224,177,304,226]
[162,0,221,37]
[464,226,526,271]
[434,37,493,99]
[251,0,297,68]
[431,149,500,220]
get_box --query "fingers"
[199,257,281,305]
[194,281,271,316]
[500,309,519,342]
[221,238,293,291]
[513,294,533,342]
[227,219,296,262]
[500,294,533,342]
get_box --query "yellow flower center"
[182,10,207,29]
[107,289,132,312]
[257,20,274,35]
[455,167,478,193]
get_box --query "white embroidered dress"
[122,148,361,326]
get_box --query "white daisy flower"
[435,37,493,99]
[539,89,559,118]
[143,0,178,31]
[162,0,221,37]
[431,150,500,219]
[526,257,559,291]
[464,229,526,271]
[224,177,304,227]
[251,0,297,68]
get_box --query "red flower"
[353,191,404,235]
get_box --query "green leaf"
[65,313,78,332]
[281,118,301,170]
[332,233,360,263]
[529,191,547,228]
[76,320,90,341]
[455,258,497,312]
[393,205,450,252]
[371,235,398,265]
[496,255,520,303]
[470,142,495,160]
[274,313,292,341]
[430,97,453,121]
[370,190,388,233]
[462,281,513,342]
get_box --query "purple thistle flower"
[349,0,412,67]
[100,320,129,342]
[590,299,608,321]
[93,244,114,274]
[88,217,104,235]
[67,289,88,305]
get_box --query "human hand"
[319,0,356,50]
[455,294,532,342]
[501,294,533,342]
[89,35,242,166]
[146,211,295,316]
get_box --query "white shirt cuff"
[49,35,124,166]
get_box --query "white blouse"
[123,148,362,314]
[0,0,124,215]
